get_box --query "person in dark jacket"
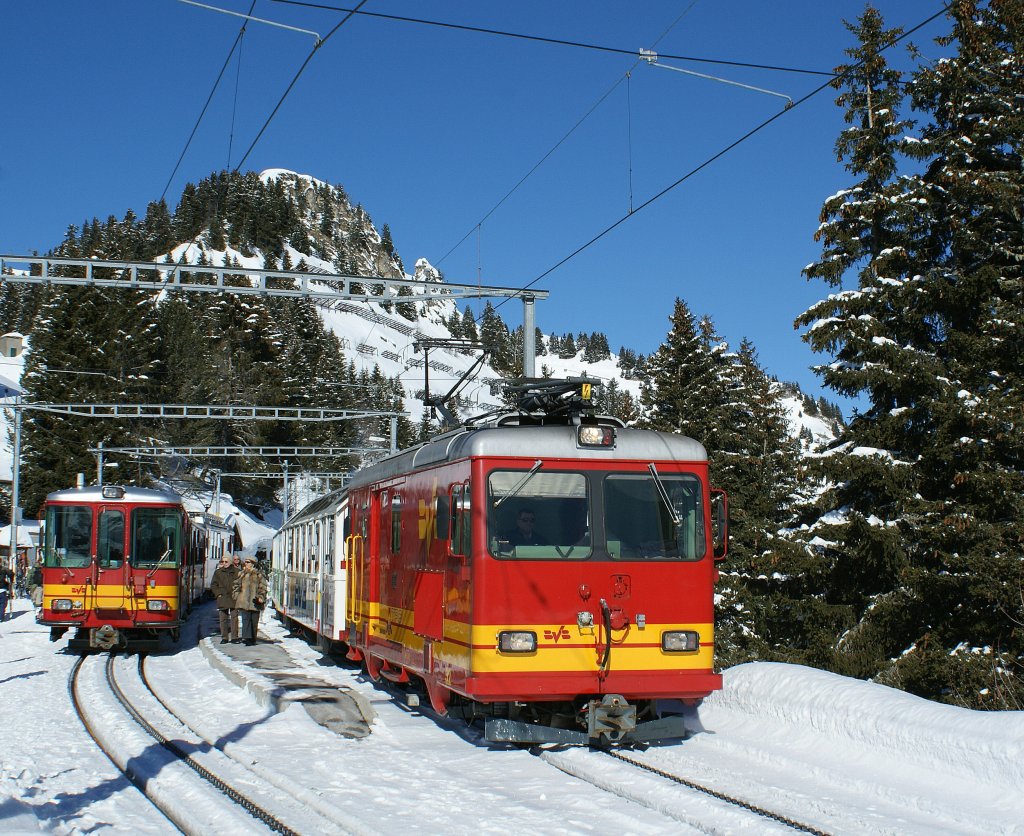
[0,564,13,621]
[504,507,547,546]
[232,556,268,646]
[210,555,239,643]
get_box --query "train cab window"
[131,508,182,568]
[44,505,93,568]
[97,510,124,568]
[487,471,590,560]
[603,472,705,560]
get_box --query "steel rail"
[68,656,182,832]
[602,748,831,835]
[106,654,300,835]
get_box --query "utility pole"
[8,397,21,568]
[522,294,536,378]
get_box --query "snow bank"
[711,662,1024,792]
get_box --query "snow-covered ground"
[2,594,1022,835]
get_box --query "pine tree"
[479,303,512,374]
[460,306,479,343]
[639,299,723,442]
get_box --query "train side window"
[436,490,452,544]
[458,480,472,556]
[341,510,352,573]
[98,510,124,568]
[391,493,402,554]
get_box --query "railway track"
[535,744,831,835]
[69,652,356,835]
[369,666,829,832]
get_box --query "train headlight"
[146,599,170,612]
[577,425,615,448]
[662,630,700,652]
[497,631,537,653]
[52,598,73,612]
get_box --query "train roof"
[286,486,347,526]
[45,485,186,505]
[281,421,708,528]
[348,419,708,490]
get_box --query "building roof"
[0,522,40,547]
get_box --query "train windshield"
[488,470,591,559]
[43,505,93,568]
[131,508,182,568]
[604,473,705,560]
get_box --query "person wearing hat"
[232,556,267,646]
[210,553,239,643]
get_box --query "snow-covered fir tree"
[795,0,1024,707]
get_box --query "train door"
[377,488,398,636]
[346,493,370,639]
[313,518,324,633]
[331,505,348,642]
[95,507,127,613]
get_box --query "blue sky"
[1,1,952,413]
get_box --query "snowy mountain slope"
[1,169,838,500]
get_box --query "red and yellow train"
[38,484,219,650]
[272,380,728,745]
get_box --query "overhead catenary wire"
[226,12,246,172]
[234,0,369,173]
[492,2,954,313]
[270,0,835,77]
[432,73,630,270]
[159,0,369,283]
[159,1,258,205]
[433,2,700,271]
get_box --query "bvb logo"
[418,478,439,548]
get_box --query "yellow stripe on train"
[463,622,714,673]
[352,597,714,673]
[43,583,179,611]
[45,583,179,595]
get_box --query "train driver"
[505,507,547,546]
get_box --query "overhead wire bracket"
[178,0,322,45]
[638,47,793,108]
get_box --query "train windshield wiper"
[494,459,544,507]
[647,463,680,526]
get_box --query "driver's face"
[516,513,535,532]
